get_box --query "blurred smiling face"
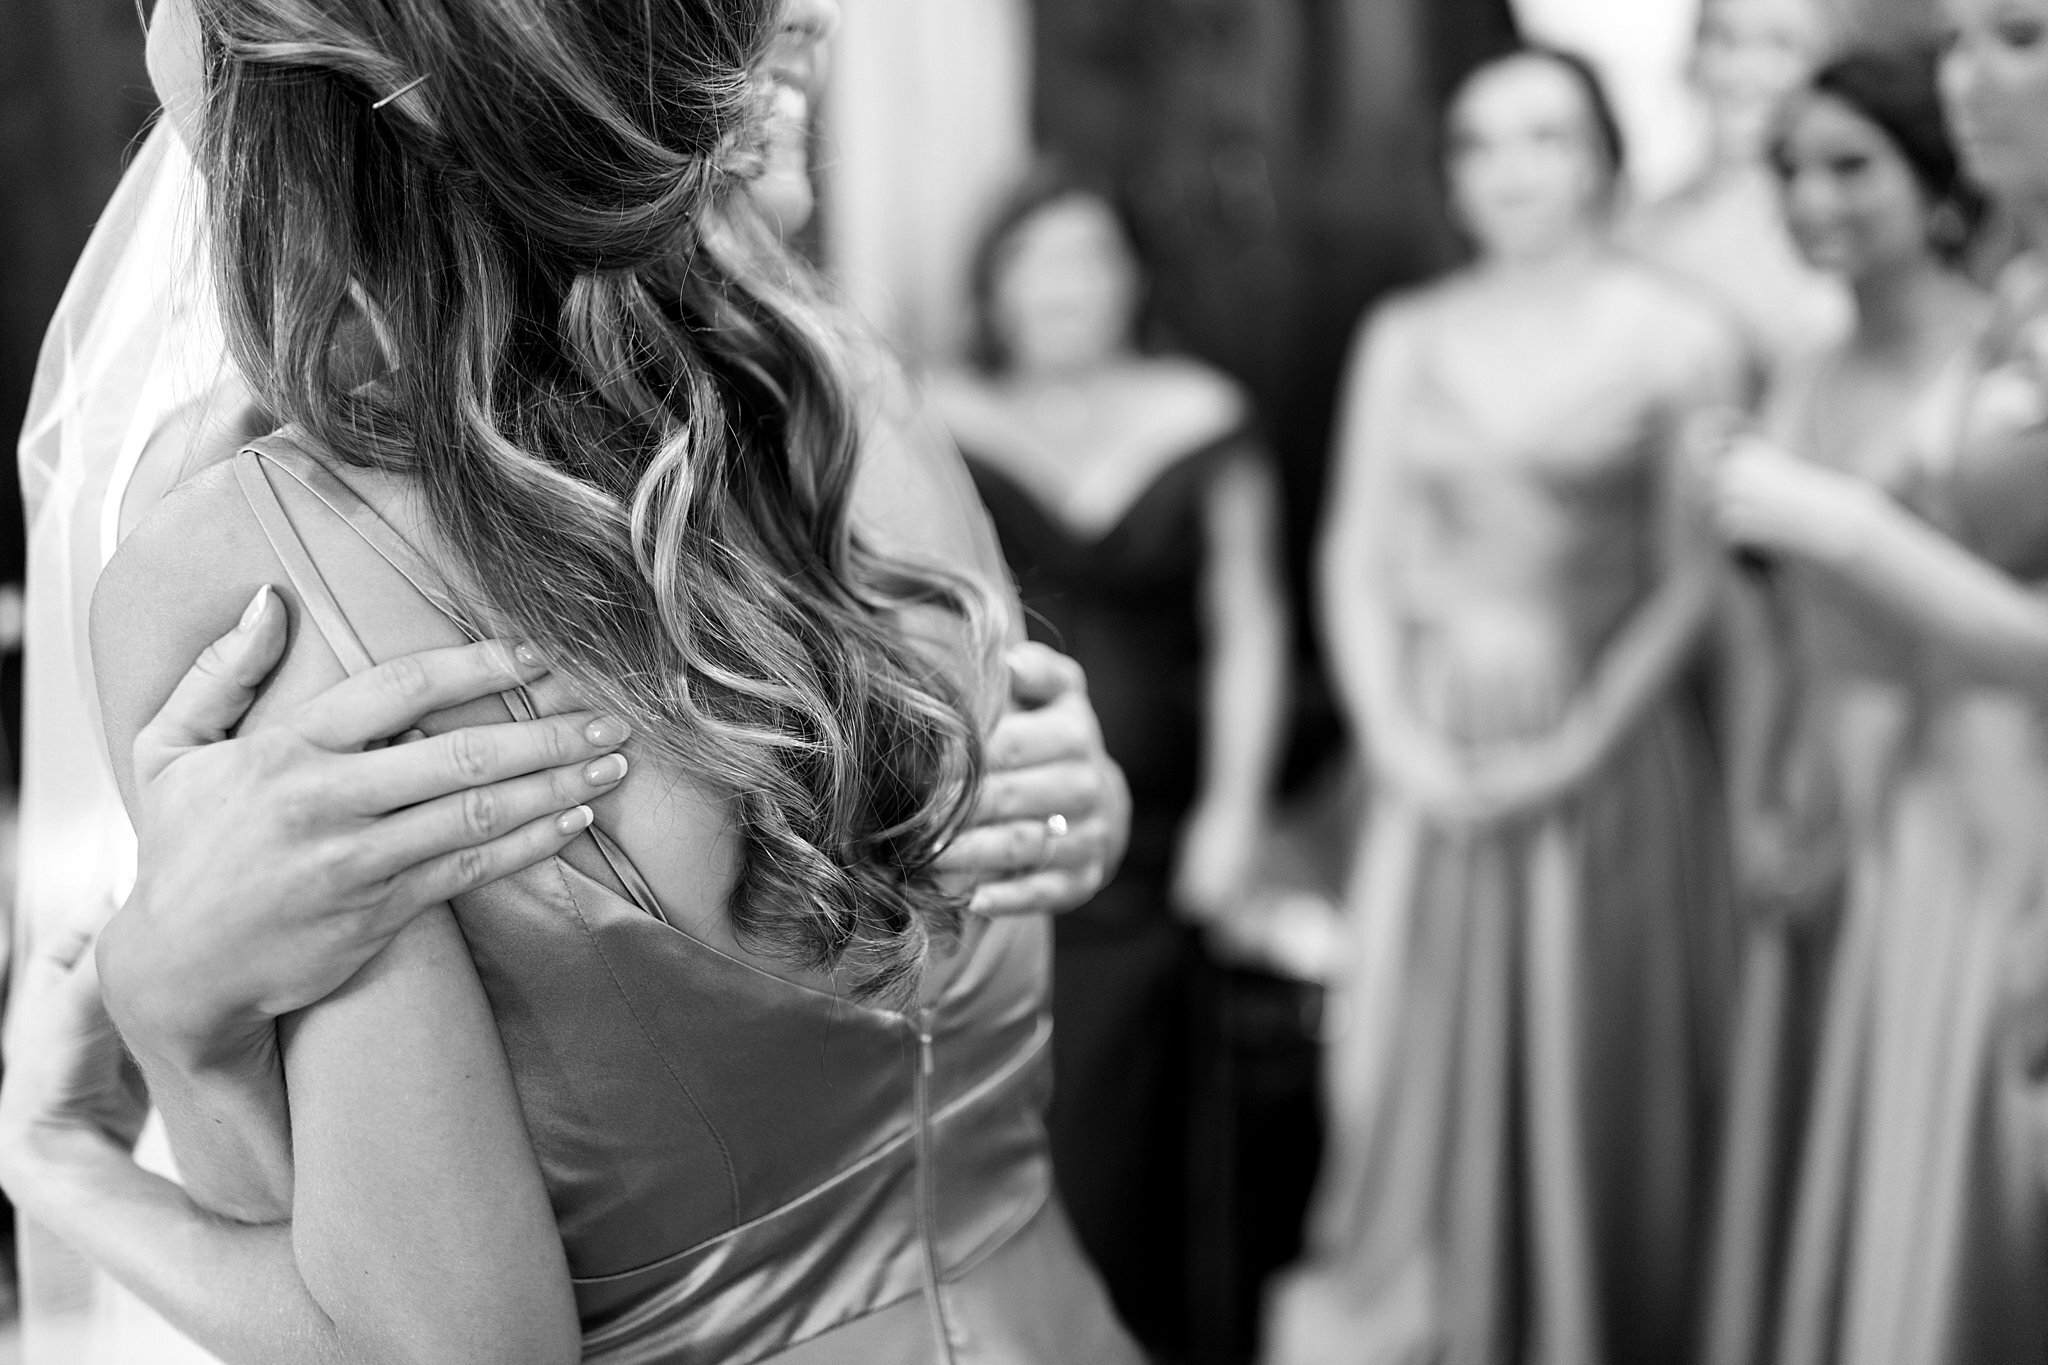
[1941,0,2048,203]
[1775,93,1937,279]
[1449,55,1612,263]
[991,195,1140,377]
[1695,0,1828,156]
[145,0,204,148]
[750,0,842,234]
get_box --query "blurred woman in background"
[1630,0,1850,378]
[1712,6,2048,1357]
[932,168,1290,1351]
[1704,45,1990,1365]
[1271,49,1741,1365]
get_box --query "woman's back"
[118,424,1140,1364]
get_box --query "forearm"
[1719,578,1790,829]
[1196,593,1289,820]
[130,1034,295,1225]
[1318,538,1426,766]
[8,1127,352,1365]
[1196,465,1291,818]
[1830,492,2048,697]
[1563,559,1718,763]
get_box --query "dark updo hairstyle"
[1787,44,1986,261]
[966,161,1146,374]
[1450,46,1629,193]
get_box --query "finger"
[940,815,1108,878]
[968,868,1096,919]
[986,695,1098,770]
[334,711,630,813]
[353,753,630,880]
[972,761,1104,824]
[288,640,555,751]
[935,820,1053,877]
[134,586,288,779]
[1005,642,1087,709]
[381,805,600,910]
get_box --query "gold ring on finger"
[1045,813,1068,839]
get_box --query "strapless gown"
[1267,298,1732,1365]
[229,431,1143,1365]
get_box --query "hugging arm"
[1718,435,2048,702]
[6,476,581,1364]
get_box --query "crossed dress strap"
[231,431,672,925]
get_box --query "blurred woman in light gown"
[932,169,1290,1350]
[1267,48,1741,1365]
[1711,9,2048,1359]
[1628,0,1851,376]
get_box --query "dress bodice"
[965,431,1247,880]
[231,433,1136,1365]
[1377,274,1712,677]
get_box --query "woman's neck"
[1847,257,1975,368]
[1477,231,1606,291]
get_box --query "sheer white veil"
[12,118,256,1365]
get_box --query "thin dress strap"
[234,449,378,677]
[231,433,671,925]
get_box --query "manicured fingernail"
[585,716,631,747]
[584,754,629,786]
[238,585,272,633]
[512,642,548,677]
[556,805,595,836]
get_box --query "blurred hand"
[98,587,634,1074]
[1460,726,1601,824]
[1715,437,1883,567]
[936,643,1130,918]
[0,927,147,1194]
[1170,799,1264,923]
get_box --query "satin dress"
[1269,275,1735,1365]
[1756,262,2048,1365]
[222,429,1142,1365]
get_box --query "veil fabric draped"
[12,118,255,1365]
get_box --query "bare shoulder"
[1607,255,1744,378]
[90,455,343,802]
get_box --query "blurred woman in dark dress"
[932,167,1290,1348]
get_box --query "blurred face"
[1940,0,2048,205]
[1449,56,1611,263]
[146,0,204,148]
[991,195,1140,377]
[1775,93,1939,280]
[1695,0,1828,159]
[750,0,842,235]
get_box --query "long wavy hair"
[189,0,997,1003]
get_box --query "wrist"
[99,913,268,1077]
[0,1117,127,1221]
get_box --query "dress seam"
[548,856,744,1226]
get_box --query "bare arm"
[1719,437,2048,701]
[37,474,581,1362]
[1317,307,1470,809]
[7,913,575,1365]
[1174,454,1291,918]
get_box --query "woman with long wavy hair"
[0,0,1144,1360]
